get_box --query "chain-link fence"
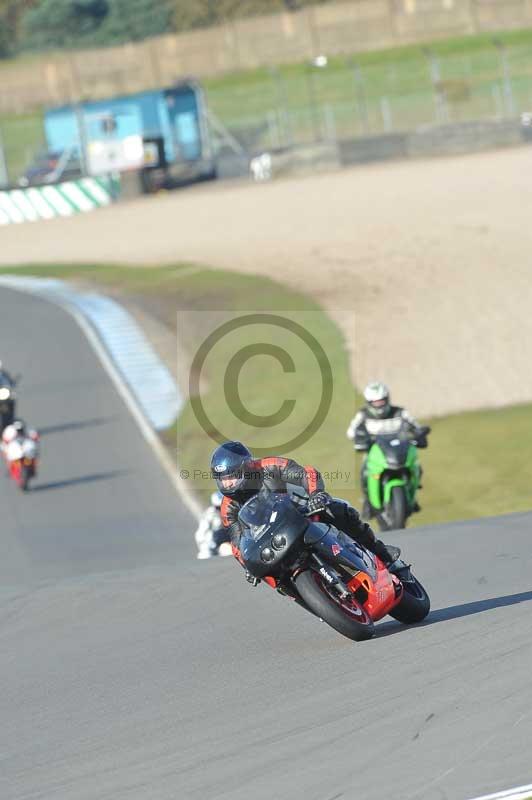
[206,40,532,153]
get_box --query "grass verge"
[0,112,44,185]
[1,262,530,528]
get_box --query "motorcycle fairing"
[347,560,402,621]
[307,523,401,620]
[305,523,378,579]
[239,492,309,578]
[375,435,410,467]
[366,436,421,510]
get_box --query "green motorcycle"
[362,425,430,531]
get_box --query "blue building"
[44,81,215,188]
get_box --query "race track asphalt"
[1,288,531,800]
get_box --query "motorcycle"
[7,437,38,491]
[238,488,430,642]
[0,379,17,431]
[363,424,430,531]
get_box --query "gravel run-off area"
[2,145,532,417]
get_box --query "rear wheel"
[294,570,375,642]
[389,575,430,624]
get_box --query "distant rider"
[346,382,429,517]
[210,441,400,584]
[2,419,40,465]
[195,491,232,560]
[0,360,15,387]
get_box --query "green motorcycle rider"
[346,382,430,528]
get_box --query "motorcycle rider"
[0,361,17,431]
[2,419,39,465]
[195,491,232,560]
[346,382,429,518]
[0,360,15,387]
[210,441,400,585]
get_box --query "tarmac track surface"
[1,288,532,800]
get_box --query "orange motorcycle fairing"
[347,559,402,621]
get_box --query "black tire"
[386,485,408,530]
[389,575,430,624]
[294,569,375,642]
[375,512,390,532]
[21,466,30,492]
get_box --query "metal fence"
[208,40,532,153]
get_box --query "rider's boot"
[373,539,401,566]
[374,540,413,580]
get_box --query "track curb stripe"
[0,192,24,223]
[0,176,118,223]
[59,181,96,212]
[26,188,57,219]
[9,190,40,222]
[41,185,75,216]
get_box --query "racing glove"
[307,491,333,514]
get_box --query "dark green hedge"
[1,0,331,56]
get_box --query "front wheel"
[389,575,430,624]
[379,485,407,531]
[294,570,375,642]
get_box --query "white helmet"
[363,381,391,419]
[210,491,223,509]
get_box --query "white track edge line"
[0,280,202,521]
[61,302,203,521]
[467,783,532,800]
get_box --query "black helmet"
[210,441,253,496]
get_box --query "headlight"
[272,534,287,550]
[0,388,10,400]
[261,547,274,563]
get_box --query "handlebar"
[354,425,431,449]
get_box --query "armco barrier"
[260,117,526,177]
[0,176,119,225]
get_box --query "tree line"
[0,0,332,57]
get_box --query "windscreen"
[238,492,303,541]
[239,492,281,530]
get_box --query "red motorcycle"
[238,488,430,641]
[7,436,39,491]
